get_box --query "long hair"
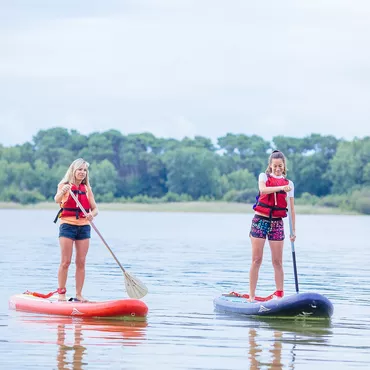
[59,158,91,187]
[265,150,288,176]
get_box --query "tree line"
[0,128,369,213]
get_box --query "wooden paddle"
[69,189,148,299]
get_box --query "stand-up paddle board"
[9,293,148,320]
[214,292,333,319]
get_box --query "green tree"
[90,160,118,200]
[0,159,9,193]
[165,147,221,199]
[78,133,116,164]
[328,137,370,193]
[273,134,339,197]
[218,133,270,177]
[33,127,75,167]
[181,136,216,151]
[221,169,257,194]
[0,143,35,164]
[34,160,65,199]
[114,134,167,197]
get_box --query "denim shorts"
[249,214,285,241]
[59,223,91,240]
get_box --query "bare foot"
[58,294,67,302]
[248,297,255,303]
[75,295,89,302]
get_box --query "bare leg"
[269,240,284,293]
[58,237,74,301]
[249,236,266,301]
[75,239,90,301]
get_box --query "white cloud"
[0,110,32,147]
[0,1,370,146]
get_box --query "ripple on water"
[1,211,370,369]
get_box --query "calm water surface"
[0,210,369,369]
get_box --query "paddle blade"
[124,271,148,299]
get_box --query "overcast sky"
[1,0,369,146]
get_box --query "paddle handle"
[287,197,299,294]
[68,190,127,274]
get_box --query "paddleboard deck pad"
[214,292,333,319]
[9,293,148,320]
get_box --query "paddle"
[69,189,148,299]
[287,197,299,294]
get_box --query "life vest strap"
[256,201,287,222]
[54,207,90,223]
[72,189,86,195]
[53,209,62,224]
[62,207,90,213]
[257,201,287,212]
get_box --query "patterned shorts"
[249,214,285,241]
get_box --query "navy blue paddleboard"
[214,292,333,319]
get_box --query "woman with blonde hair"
[54,158,98,302]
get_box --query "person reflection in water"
[57,323,86,370]
[248,327,292,370]
[55,319,148,369]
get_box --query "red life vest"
[53,184,91,223]
[253,175,289,219]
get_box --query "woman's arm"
[259,181,291,195]
[54,184,71,203]
[88,187,99,217]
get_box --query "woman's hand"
[61,184,71,195]
[290,233,296,242]
[85,212,94,221]
[282,185,291,193]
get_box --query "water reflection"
[255,317,333,335]
[246,319,332,369]
[19,316,147,370]
[2,211,370,369]
[213,313,332,370]
[57,323,86,370]
[248,328,285,370]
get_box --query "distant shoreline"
[0,201,359,215]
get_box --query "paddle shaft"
[287,197,299,294]
[68,190,127,274]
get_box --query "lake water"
[0,210,369,369]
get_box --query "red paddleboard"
[9,293,148,320]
